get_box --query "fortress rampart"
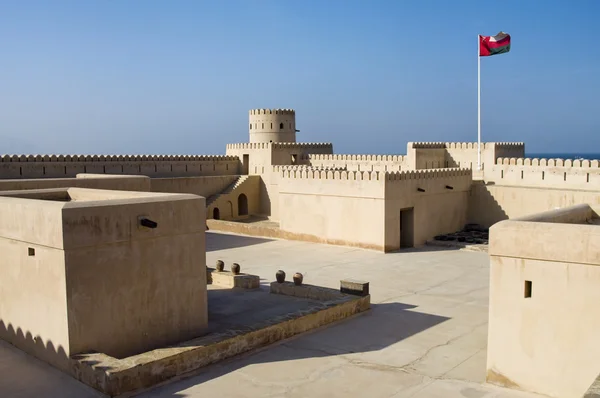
[496,157,600,167]
[0,154,240,179]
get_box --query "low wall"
[487,205,600,398]
[150,175,237,198]
[0,174,151,192]
[303,154,408,172]
[485,157,600,190]
[0,154,240,179]
[468,182,600,228]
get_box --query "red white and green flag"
[479,32,511,57]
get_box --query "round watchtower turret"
[249,109,297,143]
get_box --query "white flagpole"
[477,35,482,171]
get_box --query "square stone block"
[0,187,208,363]
[211,270,260,289]
[340,279,370,296]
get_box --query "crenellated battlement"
[411,142,525,150]
[249,108,295,116]
[496,157,600,167]
[271,142,333,150]
[385,168,472,180]
[279,167,471,182]
[226,143,272,150]
[0,154,239,162]
[280,169,385,181]
[302,154,406,162]
[272,165,346,172]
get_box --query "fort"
[1,108,599,398]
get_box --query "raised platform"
[55,282,370,396]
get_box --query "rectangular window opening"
[28,247,35,256]
[524,280,532,298]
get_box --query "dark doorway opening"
[400,208,414,248]
[213,207,220,220]
[242,154,249,175]
[238,194,248,216]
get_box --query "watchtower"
[249,109,297,143]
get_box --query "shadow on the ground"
[206,231,274,252]
[139,300,450,397]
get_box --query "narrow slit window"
[524,280,532,298]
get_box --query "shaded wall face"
[206,175,261,220]
[0,175,151,192]
[0,240,70,367]
[0,191,208,363]
[384,174,472,250]
[65,232,206,358]
[468,183,600,228]
[150,175,237,198]
[488,220,600,398]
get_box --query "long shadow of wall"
[139,300,450,397]
[468,181,508,228]
[0,319,71,376]
[206,231,274,252]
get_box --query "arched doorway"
[238,194,248,216]
[213,207,220,220]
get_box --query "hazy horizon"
[1,0,599,155]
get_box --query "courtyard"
[0,231,546,398]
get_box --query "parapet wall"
[496,157,600,167]
[226,143,271,150]
[249,108,295,116]
[487,157,600,189]
[271,143,333,151]
[278,167,471,183]
[0,154,240,179]
[407,142,525,171]
[304,153,408,172]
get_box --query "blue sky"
[1,0,598,155]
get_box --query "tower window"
[279,123,284,129]
[271,123,273,129]
[249,123,252,129]
[262,123,264,129]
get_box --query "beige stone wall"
[277,168,472,251]
[304,154,408,172]
[487,207,600,398]
[207,175,261,220]
[0,174,151,192]
[406,142,446,170]
[270,143,333,166]
[279,169,386,250]
[486,157,600,189]
[384,169,473,250]
[0,188,208,362]
[0,154,240,179]
[405,142,525,171]
[150,175,237,198]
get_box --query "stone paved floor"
[0,231,549,398]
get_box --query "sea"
[526,153,600,161]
